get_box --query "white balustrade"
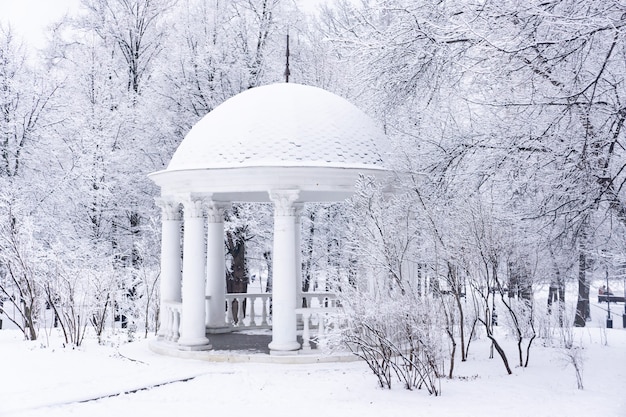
[161,301,182,342]
[301,292,339,309]
[295,307,342,352]
[222,293,273,329]
[162,292,339,350]
[219,292,337,333]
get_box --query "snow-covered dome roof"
[150,83,391,203]
[167,83,388,171]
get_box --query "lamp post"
[606,268,613,329]
[623,272,626,329]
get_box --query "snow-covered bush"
[553,303,585,389]
[0,202,45,341]
[340,287,444,394]
[331,177,445,394]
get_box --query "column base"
[268,340,301,353]
[178,336,211,349]
[178,343,212,352]
[206,325,232,334]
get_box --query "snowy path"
[0,334,218,415]
[1,327,625,417]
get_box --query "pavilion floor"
[149,330,357,364]
[208,330,272,354]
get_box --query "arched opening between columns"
[155,190,317,354]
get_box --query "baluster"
[318,312,326,338]
[165,307,172,340]
[168,306,175,338]
[227,298,236,327]
[172,308,180,342]
[159,304,170,339]
[167,307,175,341]
[303,296,312,328]
[237,296,245,327]
[224,297,229,325]
[249,296,257,327]
[163,306,170,340]
[261,296,268,326]
[301,311,312,351]
[229,297,235,326]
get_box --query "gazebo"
[149,83,389,355]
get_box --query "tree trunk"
[449,264,467,361]
[226,225,249,324]
[264,250,272,293]
[301,209,316,307]
[487,333,513,375]
[447,327,456,379]
[226,230,249,294]
[574,250,590,327]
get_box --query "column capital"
[155,197,181,221]
[205,201,230,224]
[294,202,305,219]
[269,190,300,216]
[181,194,206,218]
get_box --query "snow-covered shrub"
[339,286,444,394]
[42,268,90,348]
[553,303,585,389]
[331,176,444,394]
[558,324,585,390]
[499,295,537,367]
[0,204,44,341]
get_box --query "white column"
[268,190,301,353]
[156,198,181,339]
[205,200,229,332]
[178,195,211,348]
[295,203,304,308]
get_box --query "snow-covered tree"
[0,25,60,340]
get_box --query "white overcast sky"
[0,0,329,51]
[0,0,80,49]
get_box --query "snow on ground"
[1,318,625,417]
